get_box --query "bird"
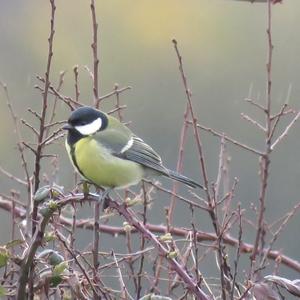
[63,106,203,194]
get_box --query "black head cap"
[65,107,108,145]
[68,106,108,128]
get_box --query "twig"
[0,81,32,231]
[173,39,227,299]
[21,119,39,136]
[230,205,243,299]
[98,86,131,103]
[89,2,102,298]
[197,124,264,156]
[125,224,137,293]
[136,182,148,298]
[108,105,127,115]
[114,83,124,121]
[168,102,190,224]
[35,77,76,109]
[46,70,66,136]
[112,250,134,300]
[172,39,211,200]
[269,103,288,140]
[90,0,100,107]
[0,166,27,186]
[245,97,266,112]
[47,84,77,109]
[16,203,56,300]
[260,200,300,269]
[22,142,38,155]
[56,230,99,298]
[107,198,210,299]
[93,201,101,300]
[40,127,63,146]
[32,0,56,236]
[241,113,266,132]
[214,135,226,202]
[144,180,209,211]
[2,195,300,273]
[27,107,42,120]
[270,110,300,150]
[250,0,273,277]
[191,206,200,283]
[73,65,80,102]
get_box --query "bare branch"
[241,113,266,132]
[271,110,300,150]
[90,0,100,107]
[197,124,264,156]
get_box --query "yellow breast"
[69,137,144,188]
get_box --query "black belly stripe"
[70,143,88,179]
[67,130,94,182]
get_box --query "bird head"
[63,106,108,136]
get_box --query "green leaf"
[0,285,7,296]
[51,183,64,199]
[43,231,56,242]
[82,181,90,196]
[53,261,68,276]
[33,186,51,203]
[48,252,64,266]
[5,239,24,249]
[50,275,63,287]
[0,248,9,268]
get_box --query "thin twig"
[90,0,100,107]
[56,230,99,298]
[73,65,80,102]
[107,198,210,299]
[260,200,300,269]
[0,81,32,231]
[230,205,243,299]
[112,250,134,300]
[17,204,56,300]
[32,0,56,237]
[241,113,266,132]
[0,166,27,186]
[93,201,101,300]
[46,70,66,136]
[168,102,190,224]
[2,195,300,272]
[144,180,209,211]
[197,124,264,156]
[172,39,211,199]
[245,98,266,112]
[98,86,131,103]
[250,0,273,277]
[173,39,227,299]
[270,110,300,150]
[21,119,39,136]
[136,182,148,298]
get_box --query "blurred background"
[1,0,300,286]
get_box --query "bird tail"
[167,169,204,189]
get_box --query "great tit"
[63,106,203,190]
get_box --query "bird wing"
[93,126,132,154]
[120,136,169,175]
[94,124,169,175]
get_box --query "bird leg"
[77,180,94,198]
[99,188,113,210]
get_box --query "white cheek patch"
[120,137,133,153]
[75,117,102,135]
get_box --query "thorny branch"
[1,1,300,299]
[173,39,229,299]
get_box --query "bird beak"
[62,123,73,130]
